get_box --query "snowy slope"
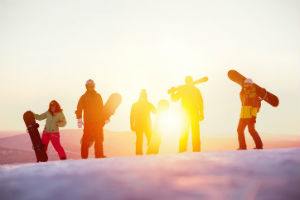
[0,148,300,200]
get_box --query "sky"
[0,0,299,137]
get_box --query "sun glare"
[156,106,186,137]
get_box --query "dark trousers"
[81,123,104,158]
[237,118,263,149]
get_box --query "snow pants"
[237,118,263,149]
[81,122,104,159]
[179,117,201,153]
[42,132,67,160]
[135,128,152,155]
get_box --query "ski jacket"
[34,111,66,133]
[75,90,104,124]
[171,85,204,121]
[240,86,261,119]
[130,100,155,132]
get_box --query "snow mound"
[1,148,300,200]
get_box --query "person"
[75,79,106,159]
[169,76,204,152]
[34,100,67,160]
[130,90,156,155]
[147,99,169,155]
[237,79,263,150]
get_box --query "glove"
[77,118,84,128]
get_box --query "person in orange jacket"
[237,79,263,150]
[75,79,106,159]
[130,90,156,155]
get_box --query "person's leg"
[50,133,67,160]
[136,130,143,155]
[179,120,189,153]
[147,132,160,155]
[248,119,263,149]
[145,125,152,146]
[81,126,91,159]
[41,133,51,151]
[94,126,105,158]
[191,118,201,152]
[237,119,248,149]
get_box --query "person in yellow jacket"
[130,90,156,155]
[170,76,204,152]
[34,100,67,160]
[237,79,263,150]
[75,79,105,159]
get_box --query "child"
[34,100,67,160]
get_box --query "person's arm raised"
[34,111,48,121]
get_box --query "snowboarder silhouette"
[130,90,156,155]
[237,79,263,150]
[169,76,205,152]
[75,79,106,159]
[147,99,169,155]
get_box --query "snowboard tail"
[23,111,48,162]
[228,70,279,107]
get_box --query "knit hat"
[244,78,254,84]
[86,79,95,87]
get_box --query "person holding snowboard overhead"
[237,79,263,150]
[34,100,67,160]
[169,76,204,152]
[75,79,106,159]
[130,89,156,155]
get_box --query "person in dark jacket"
[75,79,105,159]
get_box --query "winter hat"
[185,76,193,85]
[244,78,254,84]
[86,79,95,87]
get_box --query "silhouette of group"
[32,72,274,160]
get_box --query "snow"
[0,148,300,200]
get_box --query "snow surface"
[0,148,300,200]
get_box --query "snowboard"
[228,70,279,107]
[168,76,208,95]
[101,93,122,123]
[23,111,48,162]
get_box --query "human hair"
[48,100,63,115]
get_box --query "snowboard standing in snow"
[23,111,48,162]
[101,93,122,124]
[228,70,279,107]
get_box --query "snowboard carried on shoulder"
[168,76,208,101]
[101,93,122,124]
[228,70,279,107]
[23,111,48,162]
